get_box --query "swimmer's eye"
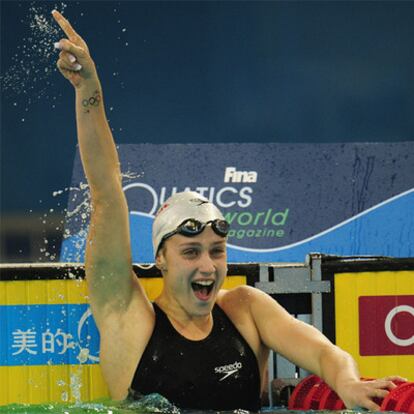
[210,247,226,257]
[181,248,199,258]
[181,246,225,259]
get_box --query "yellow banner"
[0,275,246,405]
[335,270,414,380]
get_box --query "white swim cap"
[152,191,225,256]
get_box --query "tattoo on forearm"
[82,90,101,113]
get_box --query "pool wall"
[0,263,253,405]
[0,255,413,406]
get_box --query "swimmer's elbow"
[89,173,125,203]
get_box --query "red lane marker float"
[395,386,414,414]
[288,375,321,409]
[288,375,410,411]
[395,385,414,414]
[318,386,346,410]
[303,381,330,410]
[381,382,414,412]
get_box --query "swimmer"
[52,10,405,411]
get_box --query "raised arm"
[53,10,151,327]
[248,287,402,410]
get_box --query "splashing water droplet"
[1,2,68,110]
[70,368,83,404]
[77,348,89,363]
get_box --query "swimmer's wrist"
[334,373,360,391]
[76,78,102,94]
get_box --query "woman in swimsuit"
[52,9,403,411]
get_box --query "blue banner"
[0,304,100,366]
[61,142,414,263]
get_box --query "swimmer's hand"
[52,10,98,88]
[337,376,406,411]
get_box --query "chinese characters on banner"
[0,304,99,366]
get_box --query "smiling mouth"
[191,280,215,301]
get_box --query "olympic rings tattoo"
[82,90,101,112]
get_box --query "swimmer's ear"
[155,249,167,273]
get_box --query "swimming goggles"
[159,218,230,250]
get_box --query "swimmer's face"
[157,226,227,317]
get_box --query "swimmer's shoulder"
[217,284,259,302]
[217,285,279,322]
[217,285,260,316]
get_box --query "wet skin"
[155,227,228,333]
[51,10,407,409]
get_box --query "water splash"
[52,171,142,262]
[70,366,83,404]
[0,403,381,414]
[76,347,90,364]
[1,2,68,107]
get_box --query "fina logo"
[224,167,258,183]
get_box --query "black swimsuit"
[130,303,261,411]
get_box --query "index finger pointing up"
[52,10,78,41]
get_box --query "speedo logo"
[214,361,242,381]
[224,167,257,183]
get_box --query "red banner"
[359,295,414,356]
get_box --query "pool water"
[0,400,384,414]
[0,408,378,414]
[0,393,390,414]
[0,393,175,413]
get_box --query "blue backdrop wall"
[1,1,414,219]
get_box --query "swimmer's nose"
[198,252,216,275]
